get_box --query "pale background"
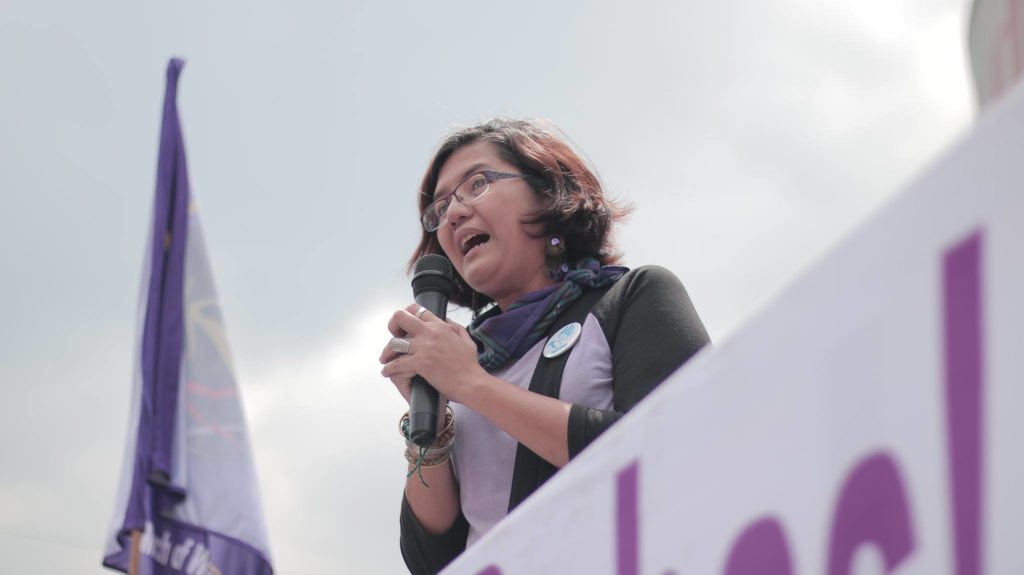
[0,1,973,573]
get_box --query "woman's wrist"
[454,370,504,414]
[401,405,456,486]
[444,365,488,407]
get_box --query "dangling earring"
[545,235,568,280]
[546,235,566,258]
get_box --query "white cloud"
[239,303,411,574]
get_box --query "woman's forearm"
[404,459,461,535]
[462,373,573,468]
[402,371,573,535]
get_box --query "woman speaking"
[379,119,710,574]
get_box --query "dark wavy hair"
[409,118,631,312]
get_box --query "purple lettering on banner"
[474,566,502,575]
[617,461,640,575]
[722,517,794,575]
[825,452,915,575]
[943,231,985,575]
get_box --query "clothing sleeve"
[399,494,469,575]
[567,265,710,457]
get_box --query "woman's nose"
[445,195,473,226]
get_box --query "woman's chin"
[460,246,490,275]
[461,267,491,294]
[461,263,499,297]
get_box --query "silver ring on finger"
[415,306,428,319]
[389,337,412,355]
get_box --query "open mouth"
[461,233,490,256]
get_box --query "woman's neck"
[493,276,560,312]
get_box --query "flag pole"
[129,530,142,575]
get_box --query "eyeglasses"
[421,170,528,232]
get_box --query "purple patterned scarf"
[469,259,628,372]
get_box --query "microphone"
[408,253,454,446]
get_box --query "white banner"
[444,83,1024,574]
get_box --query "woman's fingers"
[413,305,435,321]
[381,356,414,403]
[386,303,450,347]
[447,320,475,344]
[446,319,468,334]
[386,305,417,336]
[382,332,423,363]
[381,355,407,378]
[380,340,404,364]
[380,304,479,403]
[387,304,442,337]
[387,310,412,337]
[380,304,456,405]
[382,356,417,385]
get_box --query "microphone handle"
[409,377,439,446]
[408,291,448,446]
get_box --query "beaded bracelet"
[410,434,454,461]
[399,406,455,446]
[403,447,452,468]
[399,406,455,486]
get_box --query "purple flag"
[104,59,273,575]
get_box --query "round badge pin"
[543,322,583,358]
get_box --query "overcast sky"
[0,1,974,573]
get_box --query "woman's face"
[433,141,555,310]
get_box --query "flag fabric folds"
[104,59,273,575]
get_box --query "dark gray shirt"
[400,266,711,574]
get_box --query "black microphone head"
[411,254,454,297]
